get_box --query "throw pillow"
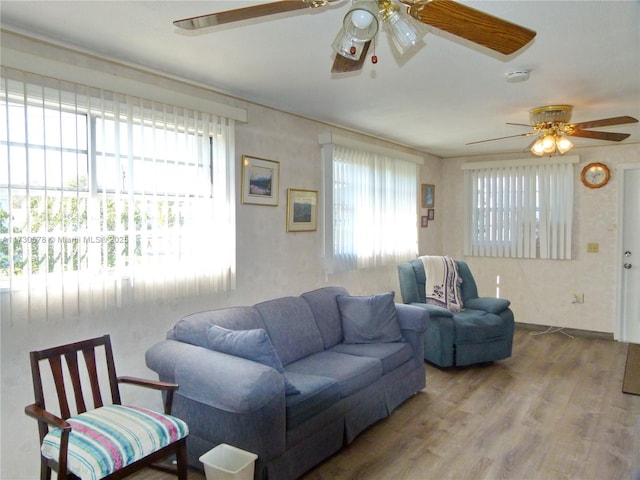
[207,325,299,395]
[337,292,404,344]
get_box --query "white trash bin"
[199,443,258,480]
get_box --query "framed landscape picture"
[421,184,435,208]
[286,188,318,232]
[242,155,280,206]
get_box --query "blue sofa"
[398,258,514,368]
[145,287,428,480]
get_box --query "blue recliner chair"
[397,258,514,367]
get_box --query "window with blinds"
[463,157,577,260]
[321,140,418,273]
[0,67,236,321]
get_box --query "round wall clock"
[580,162,610,189]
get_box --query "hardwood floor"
[131,328,640,480]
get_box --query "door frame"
[615,163,640,341]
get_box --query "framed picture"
[421,184,435,209]
[421,216,429,228]
[428,208,435,220]
[242,155,280,206]
[287,188,318,232]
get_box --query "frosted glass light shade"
[385,10,419,54]
[556,135,573,154]
[531,138,546,156]
[332,28,365,60]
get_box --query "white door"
[617,165,640,343]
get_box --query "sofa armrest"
[395,303,429,367]
[464,297,511,314]
[147,339,288,464]
[395,303,429,332]
[146,340,285,413]
[408,302,454,318]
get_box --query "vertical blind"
[463,157,576,259]
[0,67,236,323]
[326,143,418,273]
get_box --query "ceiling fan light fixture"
[531,138,546,156]
[343,1,379,42]
[530,132,574,157]
[384,7,421,55]
[541,133,556,153]
[332,28,365,60]
[556,135,573,154]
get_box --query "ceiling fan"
[467,105,639,156]
[173,0,537,73]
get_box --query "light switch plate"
[587,242,599,253]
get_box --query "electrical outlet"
[587,242,599,253]
[572,293,584,304]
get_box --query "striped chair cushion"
[41,404,189,480]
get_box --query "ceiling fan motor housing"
[530,105,573,127]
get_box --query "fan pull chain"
[371,36,378,64]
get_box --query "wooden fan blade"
[331,41,371,73]
[572,116,638,130]
[568,130,631,142]
[466,132,534,145]
[174,1,314,30]
[410,0,536,55]
[506,122,533,127]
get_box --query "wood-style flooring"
[131,328,640,480]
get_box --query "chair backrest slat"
[48,356,72,419]
[103,337,122,405]
[81,347,104,409]
[64,351,88,414]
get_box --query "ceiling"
[1,1,639,158]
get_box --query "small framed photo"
[421,184,435,209]
[421,216,429,228]
[428,208,435,220]
[242,155,280,206]
[287,188,318,232]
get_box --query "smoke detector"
[505,71,530,83]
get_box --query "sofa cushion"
[284,373,341,429]
[285,351,382,398]
[453,310,506,344]
[255,297,325,365]
[330,342,413,375]
[172,306,265,348]
[337,292,403,344]
[207,326,299,395]
[302,286,349,349]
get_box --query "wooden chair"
[25,334,189,480]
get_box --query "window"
[463,157,577,259]
[1,68,235,321]
[320,135,419,273]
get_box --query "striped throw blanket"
[41,404,189,480]
[420,255,464,312]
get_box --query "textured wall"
[440,144,640,333]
